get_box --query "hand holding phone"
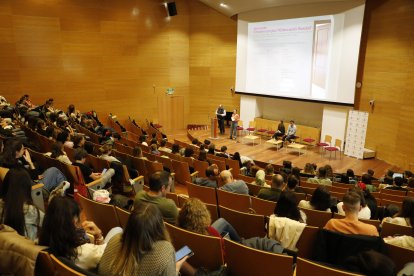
[175,245,194,262]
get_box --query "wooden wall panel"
[188,1,238,124]
[357,0,414,168]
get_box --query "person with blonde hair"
[178,198,241,242]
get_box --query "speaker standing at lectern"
[216,104,226,134]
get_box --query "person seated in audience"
[35,119,54,139]
[66,104,81,123]
[193,165,219,188]
[232,151,243,169]
[366,168,376,180]
[134,171,178,224]
[39,196,122,272]
[357,173,377,192]
[183,147,195,159]
[337,187,371,220]
[285,175,306,195]
[99,202,190,276]
[150,143,160,156]
[264,164,274,177]
[0,139,67,194]
[57,116,75,136]
[177,198,241,242]
[219,170,249,195]
[273,191,307,223]
[346,169,358,184]
[384,235,414,251]
[280,160,292,175]
[132,146,148,160]
[252,169,267,187]
[403,170,413,185]
[57,131,74,148]
[98,144,121,163]
[324,191,378,236]
[158,139,172,153]
[0,168,44,241]
[207,143,216,155]
[301,162,316,176]
[248,165,261,178]
[299,186,331,212]
[191,138,200,147]
[73,148,115,186]
[382,197,413,227]
[48,142,72,165]
[257,174,284,202]
[291,166,301,180]
[197,150,210,164]
[408,178,414,188]
[307,166,332,185]
[385,176,408,191]
[73,134,86,149]
[216,145,230,159]
[324,164,334,180]
[171,143,180,155]
[380,169,394,185]
[139,135,148,146]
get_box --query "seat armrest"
[190,171,199,183]
[170,173,176,192]
[130,175,144,194]
[86,179,104,198]
[31,183,45,212]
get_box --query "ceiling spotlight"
[220,3,228,8]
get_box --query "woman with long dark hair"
[49,142,72,165]
[274,191,307,223]
[0,138,67,193]
[298,186,331,212]
[99,202,188,275]
[39,196,121,271]
[382,197,414,227]
[0,168,44,241]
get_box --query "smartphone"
[175,245,194,262]
[102,168,107,174]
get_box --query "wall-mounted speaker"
[167,2,177,16]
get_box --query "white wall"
[321,106,351,148]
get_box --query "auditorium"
[0,0,413,275]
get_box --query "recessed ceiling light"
[220,3,228,8]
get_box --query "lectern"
[210,118,218,139]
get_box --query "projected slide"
[236,5,365,105]
[246,16,331,100]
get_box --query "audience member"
[39,196,122,271]
[0,168,44,241]
[264,164,274,176]
[301,162,315,176]
[178,198,241,242]
[193,165,219,188]
[252,170,266,187]
[134,171,178,224]
[158,139,172,153]
[299,186,331,212]
[73,148,115,186]
[280,160,292,175]
[337,188,371,220]
[324,191,378,236]
[49,142,72,165]
[216,145,230,158]
[382,197,413,227]
[285,175,306,194]
[99,144,121,163]
[219,170,249,195]
[307,166,332,185]
[99,202,189,276]
[385,176,408,191]
[171,144,180,155]
[257,174,284,202]
[274,191,307,223]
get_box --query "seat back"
[115,206,131,229]
[380,189,407,197]
[250,196,276,216]
[224,239,293,276]
[206,203,219,222]
[165,223,223,270]
[49,254,84,276]
[380,221,413,238]
[192,159,209,178]
[77,194,119,235]
[296,226,319,259]
[300,208,332,228]
[225,158,240,176]
[186,182,218,205]
[171,159,191,185]
[217,189,251,212]
[218,205,266,238]
[35,251,55,276]
[296,257,362,276]
[386,242,414,272]
[245,182,262,196]
[324,135,332,145]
